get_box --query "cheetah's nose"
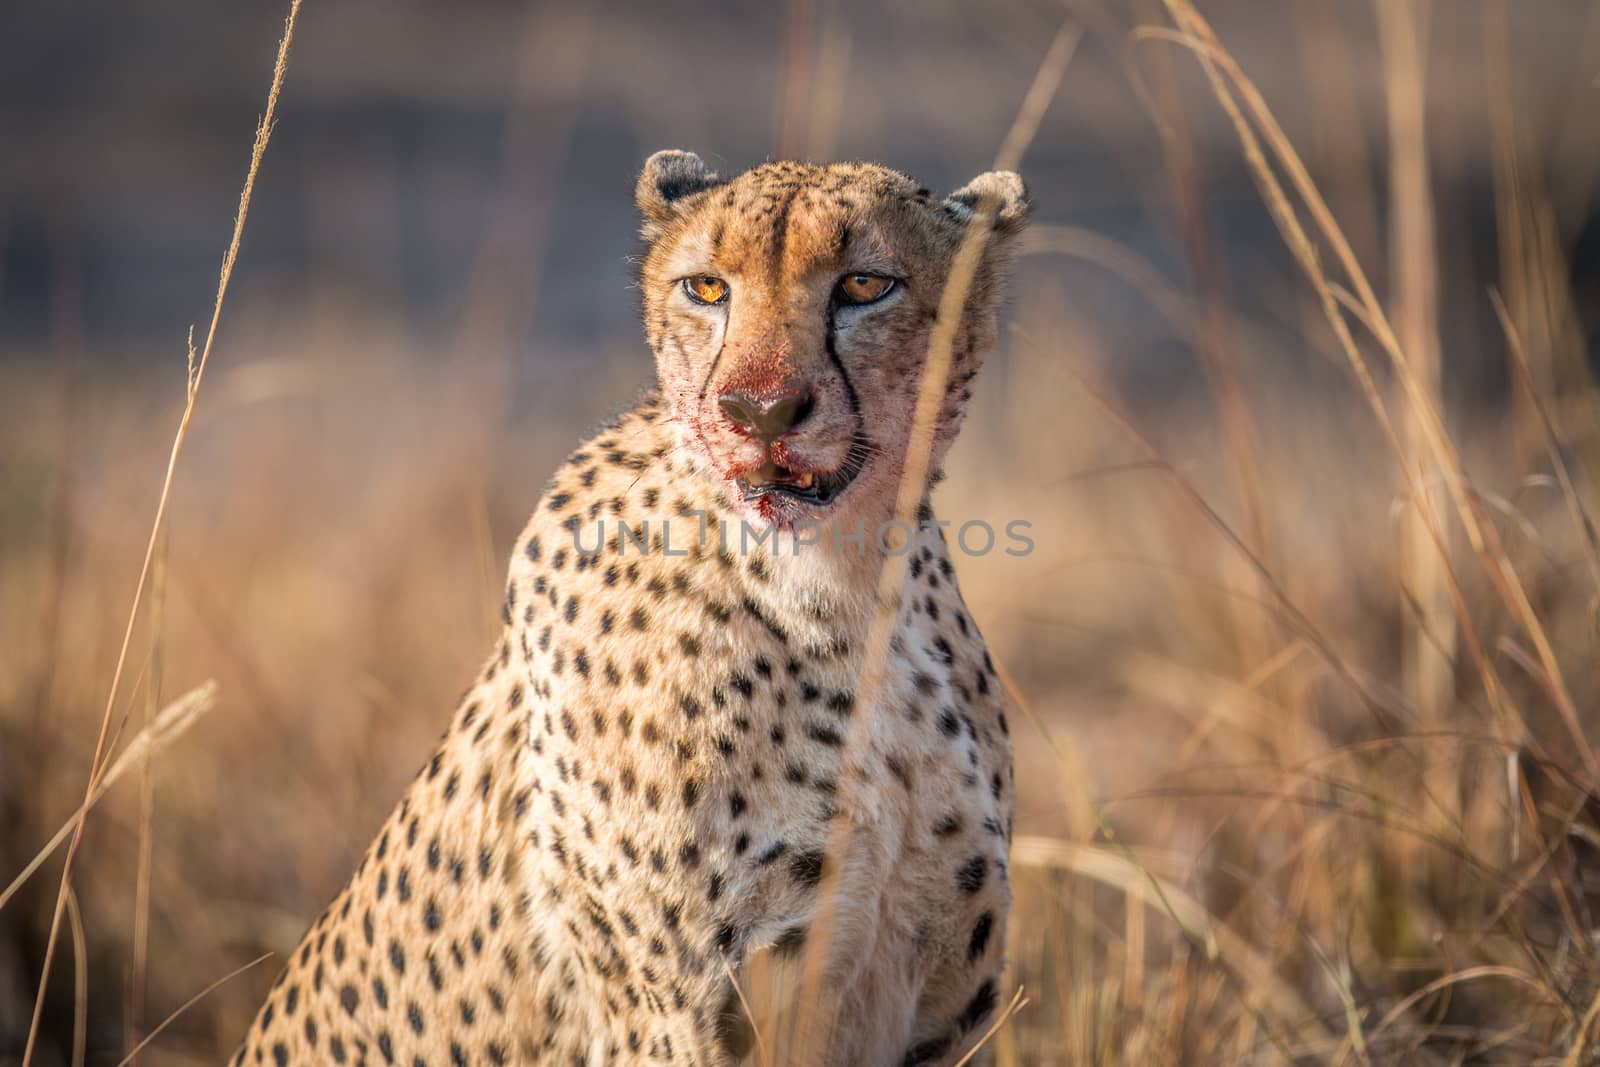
[717,391,814,442]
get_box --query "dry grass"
[5,2,1600,1064]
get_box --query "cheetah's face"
[636,153,1030,529]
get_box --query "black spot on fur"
[968,911,994,961]
[958,979,998,1031]
[789,849,825,888]
[956,856,988,894]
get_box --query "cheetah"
[239,151,1029,1066]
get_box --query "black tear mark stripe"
[823,323,874,484]
[696,329,729,409]
[822,323,863,422]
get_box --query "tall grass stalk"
[16,5,302,1064]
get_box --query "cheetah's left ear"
[943,171,1031,240]
[637,150,723,241]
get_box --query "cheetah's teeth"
[795,472,815,489]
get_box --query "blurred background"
[5,1,1600,1063]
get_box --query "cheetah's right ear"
[636,150,722,241]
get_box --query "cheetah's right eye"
[683,276,729,305]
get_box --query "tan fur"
[236,154,1029,1066]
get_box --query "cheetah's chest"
[500,502,1012,1041]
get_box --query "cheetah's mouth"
[736,462,850,506]
[733,434,871,509]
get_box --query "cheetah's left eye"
[836,274,896,305]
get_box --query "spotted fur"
[237,153,1029,1066]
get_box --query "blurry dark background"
[6,2,1600,1064]
[5,1,1598,379]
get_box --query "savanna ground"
[5,1,1600,1063]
